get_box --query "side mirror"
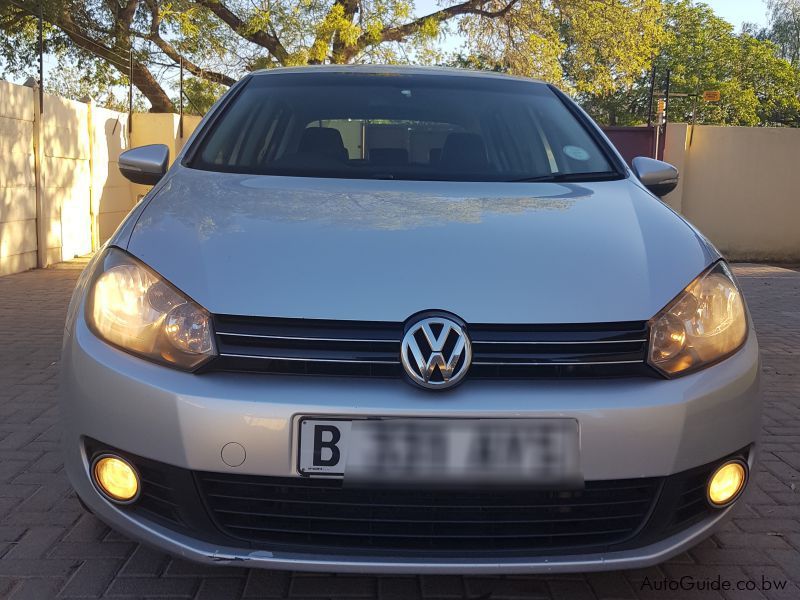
[119,144,169,185]
[631,156,679,197]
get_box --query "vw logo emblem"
[401,316,472,390]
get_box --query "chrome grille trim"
[472,339,647,345]
[209,315,652,378]
[218,353,400,365]
[472,359,645,366]
[217,332,400,344]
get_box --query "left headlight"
[648,261,747,377]
[86,248,216,371]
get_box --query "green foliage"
[461,0,664,95]
[0,1,73,80]
[582,0,800,127]
[0,7,38,78]
[181,76,225,114]
[447,53,507,72]
[765,0,800,67]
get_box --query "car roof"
[250,64,546,85]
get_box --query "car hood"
[124,167,717,324]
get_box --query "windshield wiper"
[511,171,622,183]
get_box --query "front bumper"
[61,316,761,573]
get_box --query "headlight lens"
[87,248,215,370]
[648,262,747,376]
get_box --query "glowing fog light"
[707,460,747,507]
[92,455,140,503]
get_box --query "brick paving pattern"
[0,260,798,599]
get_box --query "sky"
[703,0,769,29]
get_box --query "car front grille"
[84,439,748,558]
[196,474,660,554]
[133,461,185,528]
[667,467,719,532]
[208,315,652,378]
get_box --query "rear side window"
[191,72,617,182]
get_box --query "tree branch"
[145,34,236,86]
[332,0,360,59]
[142,0,236,86]
[105,0,139,48]
[192,0,289,64]
[116,0,140,34]
[378,0,519,44]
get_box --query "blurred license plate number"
[298,418,580,485]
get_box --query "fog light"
[707,460,747,507]
[92,455,140,503]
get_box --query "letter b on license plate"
[299,420,353,475]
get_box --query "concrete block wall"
[0,80,37,276]
[92,107,131,243]
[41,93,93,263]
[0,80,202,276]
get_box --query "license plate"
[298,418,581,486]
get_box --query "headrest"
[439,132,489,170]
[298,127,348,161]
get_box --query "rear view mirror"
[631,156,679,198]
[119,144,169,185]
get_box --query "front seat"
[439,132,490,171]
[370,148,409,165]
[298,127,349,161]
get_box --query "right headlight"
[648,262,747,376]
[86,248,216,371]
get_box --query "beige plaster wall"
[664,123,800,262]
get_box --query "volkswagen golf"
[60,65,761,573]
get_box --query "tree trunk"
[131,60,174,112]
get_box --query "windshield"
[189,72,618,182]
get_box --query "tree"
[0,0,664,111]
[581,0,800,127]
[765,0,800,67]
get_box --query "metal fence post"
[38,2,43,114]
[128,47,133,136]
[179,57,184,139]
[646,63,655,128]
[29,80,46,268]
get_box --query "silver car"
[61,66,760,574]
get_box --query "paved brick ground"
[0,261,798,599]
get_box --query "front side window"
[190,72,618,182]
